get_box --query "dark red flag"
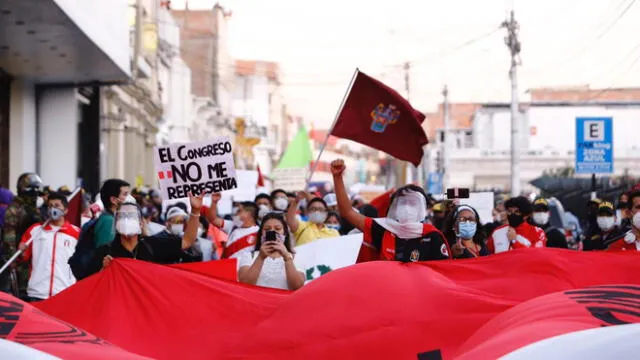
[64,188,82,227]
[331,70,428,166]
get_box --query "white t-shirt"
[221,220,259,259]
[237,252,304,290]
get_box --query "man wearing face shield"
[93,193,204,272]
[1,173,44,297]
[583,201,624,251]
[331,159,450,262]
[531,198,568,249]
[487,196,547,254]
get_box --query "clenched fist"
[330,159,346,176]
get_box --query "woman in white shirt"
[238,213,305,290]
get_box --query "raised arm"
[331,159,365,231]
[206,192,225,228]
[286,192,306,234]
[181,193,204,250]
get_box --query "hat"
[432,202,445,212]
[166,207,188,221]
[323,193,337,207]
[150,189,161,198]
[597,201,615,216]
[533,198,549,212]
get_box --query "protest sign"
[154,137,237,200]
[271,168,307,192]
[294,234,362,284]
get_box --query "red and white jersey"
[20,221,80,300]
[488,223,547,254]
[221,220,259,259]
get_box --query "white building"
[437,101,640,191]
[232,60,285,174]
[0,0,130,194]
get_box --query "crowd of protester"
[2,159,640,300]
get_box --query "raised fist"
[330,159,346,176]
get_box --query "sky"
[171,0,640,128]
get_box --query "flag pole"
[306,69,359,186]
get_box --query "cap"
[597,201,615,216]
[166,207,188,221]
[323,193,337,207]
[533,198,549,212]
[432,202,445,212]
[150,189,161,198]
[588,198,602,205]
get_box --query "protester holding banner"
[607,191,640,251]
[287,192,339,246]
[331,159,451,262]
[95,192,204,272]
[447,205,489,259]
[207,193,259,259]
[18,192,80,301]
[487,196,547,254]
[238,213,305,290]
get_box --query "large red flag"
[64,188,83,227]
[31,250,640,359]
[0,293,147,359]
[331,70,428,166]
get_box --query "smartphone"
[265,230,277,242]
[446,188,470,199]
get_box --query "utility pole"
[502,10,521,196]
[396,61,411,186]
[442,85,450,187]
[131,0,143,81]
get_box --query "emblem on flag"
[409,249,420,262]
[370,103,400,133]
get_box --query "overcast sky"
[171,0,640,128]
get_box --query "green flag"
[276,126,313,169]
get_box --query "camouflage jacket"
[1,196,43,262]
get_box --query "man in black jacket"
[582,201,625,251]
[531,198,568,249]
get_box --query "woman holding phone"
[237,213,305,290]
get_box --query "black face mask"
[618,202,628,210]
[507,214,524,227]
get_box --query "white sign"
[272,168,307,192]
[225,170,258,201]
[459,192,494,225]
[294,234,362,284]
[154,137,237,200]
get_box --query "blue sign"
[575,117,613,174]
[427,172,444,195]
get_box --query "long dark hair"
[442,204,486,247]
[254,212,293,253]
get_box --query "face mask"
[618,202,628,210]
[633,212,640,229]
[48,207,65,221]
[308,211,328,224]
[233,216,244,228]
[507,214,524,227]
[116,218,141,236]
[36,196,45,208]
[169,224,184,235]
[327,224,341,231]
[124,194,137,204]
[532,212,549,226]
[395,205,419,224]
[258,205,270,220]
[458,221,477,239]
[597,216,615,232]
[274,198,288,211]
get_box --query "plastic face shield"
[116,204,141,222]
[387,191,427,223]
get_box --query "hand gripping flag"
[331,70,428,166]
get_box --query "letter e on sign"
[584,120,604,142]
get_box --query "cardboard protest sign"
[271,168,307,192]
[154,138,238,200]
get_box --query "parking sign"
[575,117,613,174]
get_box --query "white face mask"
[274,197,288,211]
[308,211,328,224]
[395,204,420,224]
[36,196,44,208]
[116,218,141,236]
[233,216,244,228]
[633,212,640,229]
[532,212,550,226]
[597,216,615,232]
[258,205,270,219]
[169,223,184,235]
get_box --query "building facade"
[0,0,130,195]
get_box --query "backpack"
[68,218,100,280]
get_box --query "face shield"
[115,204,142,236]
[387,191,427,224]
